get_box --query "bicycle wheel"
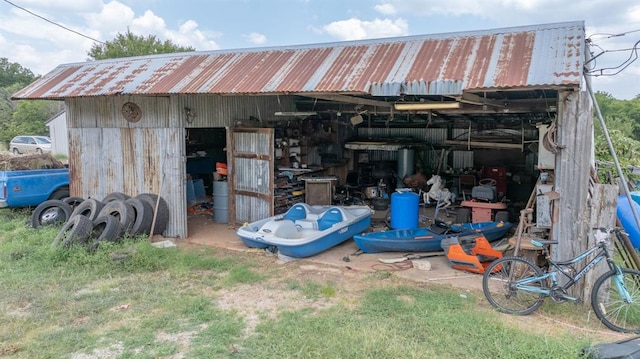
[591,268,640,333]
[482,256,547,315]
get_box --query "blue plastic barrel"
[193,178,207,203]
[617,195,640,248]
[213,181,229,223]
[390,190,419,229]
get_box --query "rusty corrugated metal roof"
[13,21,584,100]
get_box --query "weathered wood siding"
[554,91,595,298]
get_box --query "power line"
[2,0,105,44]
[586,27,640,77]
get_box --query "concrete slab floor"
[181,204,489,292]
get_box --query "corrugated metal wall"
[357,127,448,144]
[174,94,296,128]
[67,95,187,237]
[66,94,295,238]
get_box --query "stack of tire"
[30,192,169,250]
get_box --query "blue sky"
[1,0,638,99]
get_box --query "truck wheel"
[31,200,73,228]
[102,192,131,203]
[70,198,104,221]
[91,215,123,242]
[52,215,93,249]
[50,188,70,201]
[97,200,135,236]
[125,197,153,236]
[136,193,169,235]
[456,208,471,223]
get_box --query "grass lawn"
[0,208,624,358]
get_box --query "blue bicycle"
[482,227,640,333]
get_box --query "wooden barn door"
[229,128,274,224]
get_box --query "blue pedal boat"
[352,220,513,254]
[236,203,372,258]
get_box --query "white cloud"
[243,32,268,45]
[0,0,221,75]
[374,3,397,15]
[322,18,408,41]
[84,1,135,36]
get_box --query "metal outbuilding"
[13,21,591,240]
[13,21,583,99]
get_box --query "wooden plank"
[581,183,617,306]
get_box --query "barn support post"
[582,183,618,305]
[554,90,594,300]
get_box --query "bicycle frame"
[514,238,629,302]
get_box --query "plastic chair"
[317,208,344,231]
[283,204,309,221]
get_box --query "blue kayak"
[353,221,513,253]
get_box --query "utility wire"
[586,39,639,77]
[585,27,640,77]
[2,0,105,44]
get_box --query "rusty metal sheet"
[12,21,584,100]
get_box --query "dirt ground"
[175,208,634,344]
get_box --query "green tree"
[594,92,640,183]
[0,59,48,149]
[87,29,195,60]
[0,58,35,87]
[0,100,62,146]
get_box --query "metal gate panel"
[230,128,274,224]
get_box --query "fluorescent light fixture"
[274,111,317,116]
[394,102,460,111]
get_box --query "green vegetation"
[1,30,194,149]
[0,210,612,358]
[0,58,62,147]
[594,92,640,183]
[88,29,195,60]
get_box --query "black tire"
[136,193,169,235]
[591,268,640,333]
[49,188,70,201]
[125,197,153,236]
[482,256,547,315]
[12,148,19,155]
[456,208,471,223]
[63,196,85,210]
[102,192,131,203]
[51,215,93,248]
[494,211,509,223]
[30,199,73,228]
[91,215,123,242]
[70,198,105,221]
[97,200,135,235]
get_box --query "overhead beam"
[443,140,523,150]
[458,93,506,108]
[296,93,392,108]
